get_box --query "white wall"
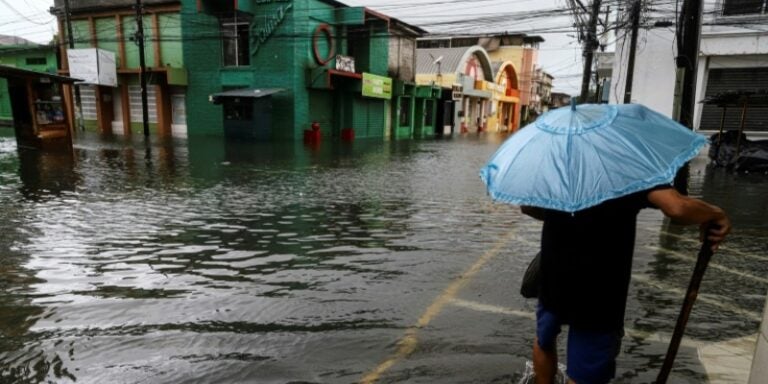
[610,9,768,129]
[610,26,678,117]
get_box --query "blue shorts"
[536,304,624,384]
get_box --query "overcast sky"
[0,0,586,93]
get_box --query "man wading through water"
[522,187,730,384]
[479,103,734,384]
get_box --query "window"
[79,85,98,120]
[722,0,766,15]
[128,85,158,123]
[399,97,411,127]
[221,14,251,67]
[25,57,47,65]
[224,99,253,121]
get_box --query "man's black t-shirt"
[538,188,664,330]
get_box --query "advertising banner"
[67,48,117,87]
[362,73,392,99]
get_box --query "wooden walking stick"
[656,231,714,383]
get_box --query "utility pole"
[134,0,150,138]
[63,0,84,130]
[579,0,602,103]
[674,0,703,129]
[671,0,703,194]
[595,5,611,103]
[623,0,641,104]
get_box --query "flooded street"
[0,130,766,383]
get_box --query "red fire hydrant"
[304,121,321,143]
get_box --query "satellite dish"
[428,53,443,64]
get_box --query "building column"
[120,81,131,135]
[95,86,114,134]
[155,83,172,137]
[512,103,521,131]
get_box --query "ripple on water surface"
[0,134,766,383]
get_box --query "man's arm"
[647,188,731,251]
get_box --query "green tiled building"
[185,0,428,140]
[48,0,431,141]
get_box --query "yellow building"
[417,34,543,131]
[415,45,496,134]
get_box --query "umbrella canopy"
[479,103,708,212]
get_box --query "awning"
[0,64,81,83]
[209,88,284,104]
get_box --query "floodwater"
[0,130,766,384]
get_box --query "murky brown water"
[0,130,766,383]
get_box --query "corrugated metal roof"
[0,34,36,46]
[52,0,177,13]
[416,47,473,74]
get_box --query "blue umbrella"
[479,103,708,212]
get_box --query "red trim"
[327,69,362,79]
[234,0,238,10]
[312,24,335,65]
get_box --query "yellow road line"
[359,229,518,384]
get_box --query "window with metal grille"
[78,85,98,120]
[128,85,157,123]
[221,14,251,67]
[722,0,766,15]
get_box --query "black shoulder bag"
[520,251,541,299]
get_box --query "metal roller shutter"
[700,67,768,132]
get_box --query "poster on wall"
[335,55,355,73]
[67,48,117,87]
[362,73,392,99]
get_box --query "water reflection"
[17,149,78,199]
[0,133,765,383]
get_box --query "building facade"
[529,67,553,118]
[51,0,186,137]
[0,36,58,126]
[610,0,768,133]
[184,0,427,141]
[416,33,543,132]
[50,0,426,141]
[415,45,496,134]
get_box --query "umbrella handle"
[655,227,715,384]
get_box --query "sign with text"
[335,55,355,73]
[451,84,463,100]
[362,73,392,99]
[67,48,117,87]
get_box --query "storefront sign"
[250,0,293,55]
[336,55,355,73]
[451,84,463,100]
[362,73,392,99]
[67,48,117,87]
